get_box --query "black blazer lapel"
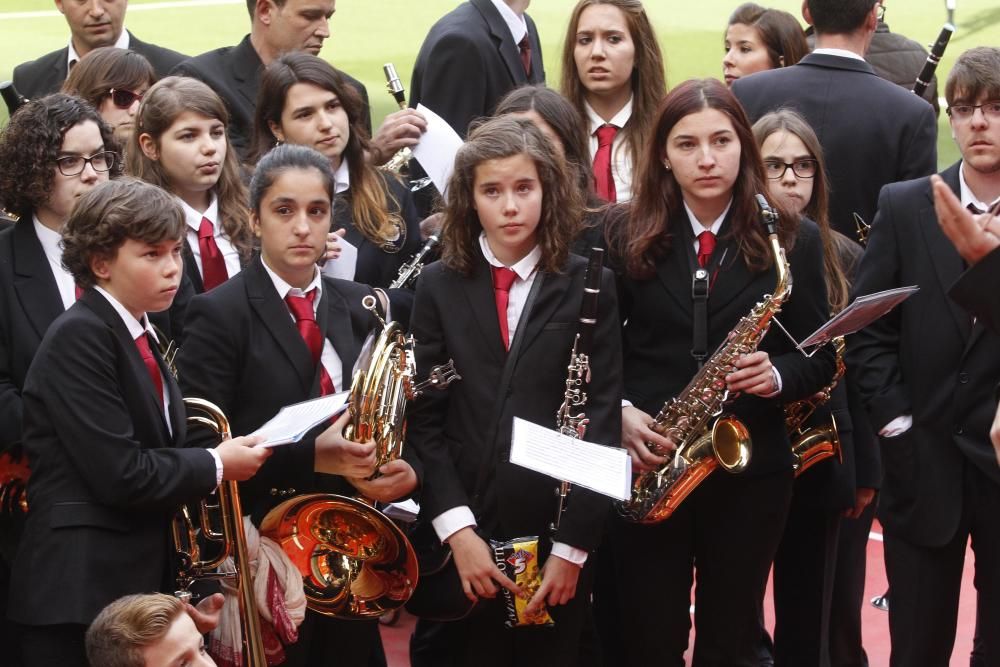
[462,259,506,365]
[919,165,970,340]
[508,271,558,357]
[231,35,263,111]
[182,239,205,294]
[12,221,66,340]
[655,241,695,317]
[317,285,361,388]
[472,0,529,86]
[244,259,316,393]
[526,16,545,84]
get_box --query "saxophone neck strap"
[691,268,709,368]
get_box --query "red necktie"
[135,332,164,411]
[198,217,228,291]
[492,266,517,350]
[285,290,336,395]
[593,125,618,202]
[518,36,532,77]
[75,285,83,300]
[697,230,716,268]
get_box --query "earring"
[663,161,671,170]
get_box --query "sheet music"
[411,104,463,197]
[251,391,351,448]
[798,286,919,349]
[321,236,358,281]
[510,418,632,501]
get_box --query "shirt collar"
[334,158,351,195]
[958,161,1000,212]
[684,199,732,239]
[478,231,540,281]
[32,215,65,265]
[812,47,865,62]
[180,194,220,233]
[68,28,130,70]
[260,256,323,303]
[93,284,156,342]
[584,95,634,133]
[490,0,528,44]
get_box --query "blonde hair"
[85,593,186,667]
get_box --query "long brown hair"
[441,116,584,276]
[60,47,155,111]
[127,76,253,261]
[251,52,402,247]
[560,0,667,178]
[753,109,849,312]
[609,78,795,280]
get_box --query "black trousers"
[828,498,876,667]
[611,467,794,666]
[884,461,1000,667]
[282,609,380,666]
[20,623,88,667]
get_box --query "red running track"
[380,520,979,666]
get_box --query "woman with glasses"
[61,47,156,145]
[0,94,121,661]
[722,3,808,87]
[753,108,878,667]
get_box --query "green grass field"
[3,0,1000,167]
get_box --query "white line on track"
[0,0,241,20]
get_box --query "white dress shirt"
[68,28,129,70]
[811,47,865,62]
[180,195,242,283]
[489,0,528,44]
[32,216,77,310]
[261,260,345,392]
[585,96,635,202]
[431,234,587,566]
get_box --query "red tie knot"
[198,216,215,241]
[492,266,517,292]
[285,289,318,322]
[697,230,716,268]
[135,332,154,359]
[596,125,617,149]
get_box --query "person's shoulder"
[174,39,243,73]
[40,301,108,352]
[128,32,188,67]
[189,270,249,313]
[882,171,935,200]
[321,275,374,302]
[12,48,64,92]
[423,2,489,44]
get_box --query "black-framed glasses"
[764,158,818,180]
[946,100,1000,120]
[56,151,117,176]
[876,3,886,21]
[108,87,144,109]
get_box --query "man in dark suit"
[12,0,186,100]
[848,47,1000,667]
[409,0,546,139]
[732,0,937,241]
[173,0,373,160]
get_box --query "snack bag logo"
[506,549,534,575]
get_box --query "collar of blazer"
[78,289,185,441]
[11,219,66,341]
[232,34,264,106]
[470,0,533,86]
[655,207,753,318]
[798,52,877,76]
[917,161,979,344]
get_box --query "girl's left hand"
[324,227,347,262]
[524,555,581,616]
[726,351,776,397]
[349,459,418,502]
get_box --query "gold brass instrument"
[0,450,29,516]
[389,234,439,290]
[618,195,792,524]
[174,397,266,666]
[785,337,846,477]
[381,63,414,174]
[261,296,459,619]
[854,213,870,246]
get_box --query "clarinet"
[551,248,604,534]
[1,81,28,117]
[389,234,439,289]
[913,23,955,99]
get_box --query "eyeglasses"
[764,158,818,180]
[108,88,144,109]
[946,100,1000,120]
[876,4,886,21]
[56,151,117,176]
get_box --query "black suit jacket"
[176,257,406,521]
[407,254,622,553]
[848,163,1000,547]
[12,31,188,100]
[951,246,1000,337]
[409,0,545,138]
[172,35,371,160]
[8,290,217,626]
[732,53,937,240]
[616,215,836,477]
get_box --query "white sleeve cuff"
[207,448,224,485]
[621,399,633,408]
[432,506,477,543]
[879,414,913,438]
[762,367,783,398]
[550,542,588,566]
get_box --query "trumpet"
[174,398,266,666]
[389,234,439,289]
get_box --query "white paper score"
[321,236,359,281]
[411,103,463,198]
[510,417,633,501]
[250,391,351,448]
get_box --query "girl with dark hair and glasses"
[61,46,156,145]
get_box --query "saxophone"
[785,336,845,476]
[618,195,792,524]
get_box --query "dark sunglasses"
[108,88,144,109]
